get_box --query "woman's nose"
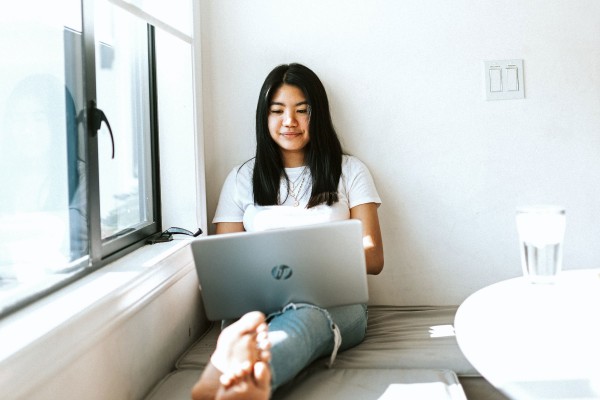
[283,111,297,126]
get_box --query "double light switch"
[484,59,524,101]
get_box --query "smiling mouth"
[281,133,301,138]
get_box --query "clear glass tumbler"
[516,205,566,284]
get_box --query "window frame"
[0,0,163,318]
[83,0,162,267]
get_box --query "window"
[93,0,160,255]
[0,0,188,317]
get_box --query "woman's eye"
[270,109,283,114]
[297,109,308,114]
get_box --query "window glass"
[154,29,197,229]
[0,0,175,317]
[94,0,154,241]
[120,0,193,37]
[0,0,87,312]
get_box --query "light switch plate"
[484,59,524,101]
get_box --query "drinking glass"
[516,206,566,283]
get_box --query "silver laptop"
[190,219,369,321]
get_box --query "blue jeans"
[266,303,368,391]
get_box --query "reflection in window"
[0,1,87,312]
[0,75,86,277]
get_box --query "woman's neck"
[281,151,305,168]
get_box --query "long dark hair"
[252,63,343,208]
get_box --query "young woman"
[211,63,384,394]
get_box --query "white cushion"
[273,368,467,400]
[175,306,478,376]
[333,306,478,376]
[145,368,466,400]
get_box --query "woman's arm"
[215,222,246,235]
[350,203,384,275]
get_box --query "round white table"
[454,269,600,400]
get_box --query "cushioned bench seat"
[145,306,509,399]
[174,306,475,373]
[332,306,477,375]
[273,368,466,399]
[145,368,467,400]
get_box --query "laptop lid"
[190,219,369,321]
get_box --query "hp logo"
[271,265,293,280]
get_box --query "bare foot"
[191,312,271,400]
[213,312,270,386]
[215,361,271,400]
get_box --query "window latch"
[88,100,115,159]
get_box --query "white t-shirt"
[213,155,381,232]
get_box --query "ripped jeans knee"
[266,302,367,390]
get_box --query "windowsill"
[0,237,196,396]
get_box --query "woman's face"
[268,84,310,166]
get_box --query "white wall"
[200,0,600,305]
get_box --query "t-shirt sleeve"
[345,157,382,208]
[212,168,245,223]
